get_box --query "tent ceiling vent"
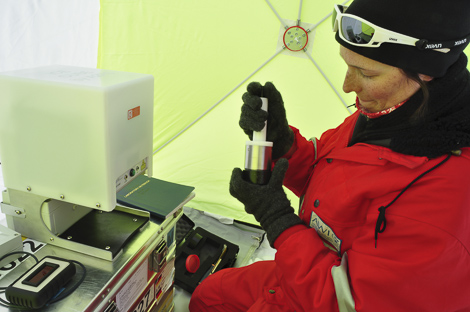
[277,19,316,59]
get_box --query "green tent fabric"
[97,0,470,223]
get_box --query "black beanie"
[335,0,470,77]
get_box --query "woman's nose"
[343,70,358,94]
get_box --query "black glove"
[229,158,303,247]
[240,82,294,159]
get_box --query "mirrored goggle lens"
[340,16,375,44]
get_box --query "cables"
[0,251,39,266]
[47,260,87,305]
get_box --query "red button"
[186,254,200,273]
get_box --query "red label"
[128,106,140,120]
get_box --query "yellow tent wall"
[97,0,470,223]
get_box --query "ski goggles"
[332,4,464,53]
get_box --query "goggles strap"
[416,34,470,51]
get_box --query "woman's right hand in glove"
[240,81,294,159]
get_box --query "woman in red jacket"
[190,0,470,311]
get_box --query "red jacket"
[274,111,470,311]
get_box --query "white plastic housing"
[252,97,268,142]
[0,65,154,211]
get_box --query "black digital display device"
[5,256,76,309]
[23,262,59,287]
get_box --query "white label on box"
[116,258,148,312]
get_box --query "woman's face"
[340,46,423,114]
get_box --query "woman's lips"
[358,99,373,113]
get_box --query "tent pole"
[297,0,303,26]
[309,0,351,30]
[304,51,352,114]
[302,0,352,114]
[265,0,289,29]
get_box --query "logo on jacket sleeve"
[310,211,342,254]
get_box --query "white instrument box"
[0,65,154,211]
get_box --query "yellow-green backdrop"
[97,0,470,223]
